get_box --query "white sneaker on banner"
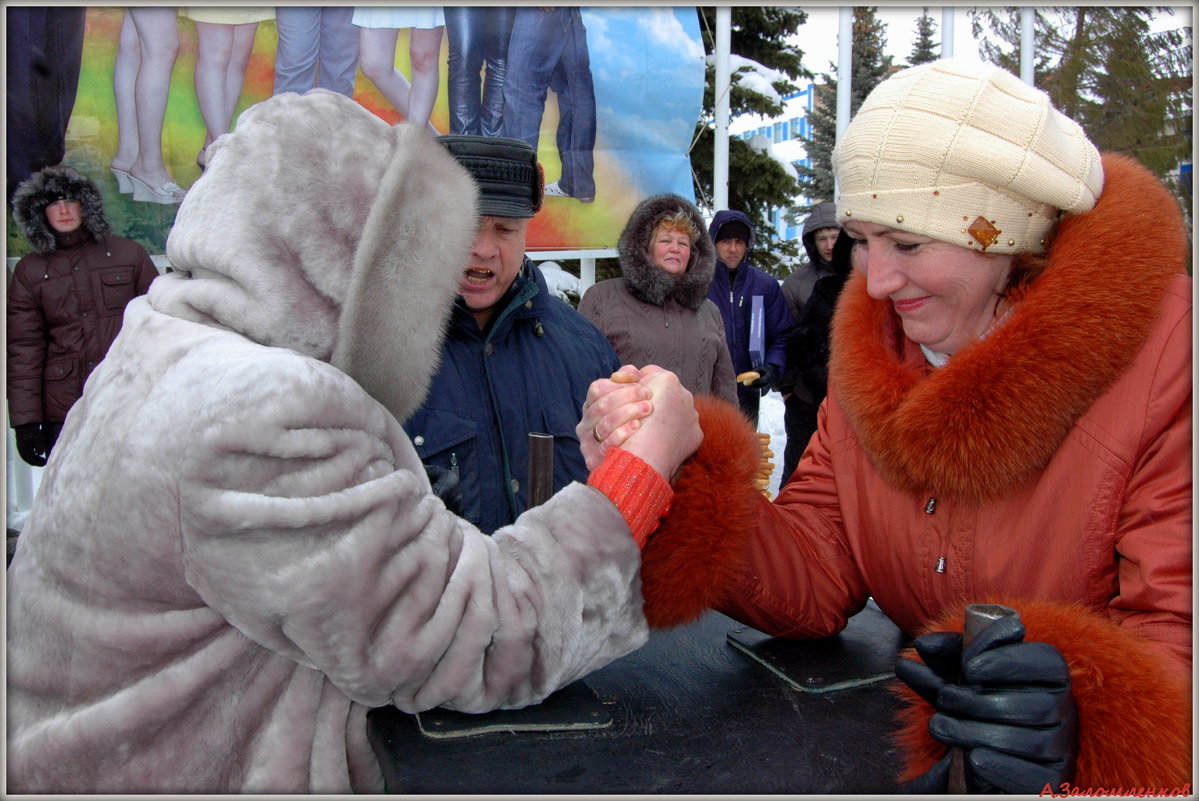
[544,181,594,203]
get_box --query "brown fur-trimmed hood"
[617,194,716,310]
[151,90,478,424]
[828,153,1188,503]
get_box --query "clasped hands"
[577,365,703,482]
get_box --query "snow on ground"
[757,391,788,497]
[535,261,581,302]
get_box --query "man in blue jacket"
[404,135,620,533]
[706,210,791,427]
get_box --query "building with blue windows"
[729,82,821,246]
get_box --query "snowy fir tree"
[970,7,1192,211]
[906,9,940,67]
[688,7,809,277]
[794,7,895,210]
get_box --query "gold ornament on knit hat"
[966,216,1001,251]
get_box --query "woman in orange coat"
[583,59,1190,792]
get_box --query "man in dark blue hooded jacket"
[705,210,791,426]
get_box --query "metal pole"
[836,7,852,142]
[580,257,596,294]
[834,7,852,198]
[1020,8,1036,85]
[942,7,955,58]
[714,6,731,211]
[527,433,554,508]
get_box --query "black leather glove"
[895,615,1078,794]
[14,423,48,467]
[424,464,464,517]
[747,363,778,392]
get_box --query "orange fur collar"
[828,153,1187,502]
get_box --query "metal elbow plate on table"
[368,600,908,794]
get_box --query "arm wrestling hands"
[577,365,702,481]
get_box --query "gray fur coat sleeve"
[6,307,646,793]
[178,340,647,715]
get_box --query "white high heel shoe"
[110,167,134,194]
[128,174,185,204]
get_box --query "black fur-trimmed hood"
[11,165,110,255]
[616,194,715,310]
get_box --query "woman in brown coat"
[579,194,737,406]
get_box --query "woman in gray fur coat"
[579,194,738,405]
[4,91,727,794]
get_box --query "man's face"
[715,237,747,267]
[460,215,529,326]
[813,227,839,263]
[45,199,83,234]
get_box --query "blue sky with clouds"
[582,7,705,200]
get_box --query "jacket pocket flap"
[409,410,476,458]
[45,359,76,381]
[100,269,134,286]
[540,400,580,440]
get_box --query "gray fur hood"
[801,201,839,266]
[616,194,715,310]
[152,90,478,424]
[11,165,110,255]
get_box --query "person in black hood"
[781,201,840,323]
[778,201,849,482]
[7,165,158,466]
[779,224,852,484]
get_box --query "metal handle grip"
[947,603,1021,793]
[527,433,554,508]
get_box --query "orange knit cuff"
[587,447,674,549]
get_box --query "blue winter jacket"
[404,260,621,534]
[705,210,792,395]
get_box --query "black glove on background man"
[14,423,48,467]
[748,363,778,393]
[895,615,1078,794]
[424,464,464,518]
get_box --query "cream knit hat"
[832,59,1103,254]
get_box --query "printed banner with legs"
[5,6,705,256]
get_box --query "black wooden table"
[368,604,909,794]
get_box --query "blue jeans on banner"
[273,6,359,97]
[444,6,516,137]
[6,6,86,204]
[502,7,595,201]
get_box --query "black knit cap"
[714,220,752,243]
[437,135,544,219]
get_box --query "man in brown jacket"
[7,165,158,465]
